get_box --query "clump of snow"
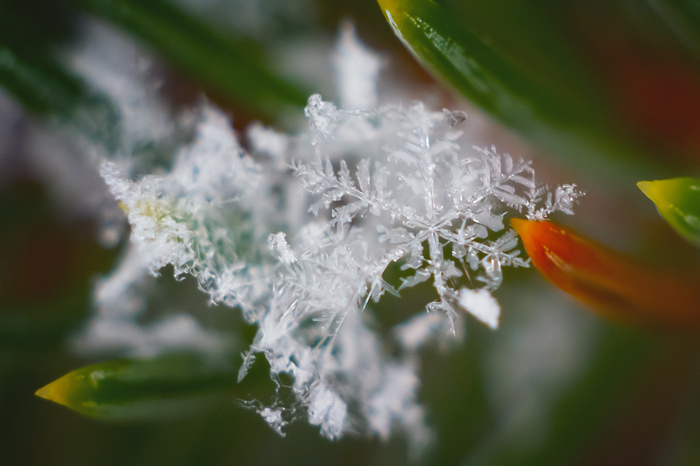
[459,288,501,329]
[90,24,582,449]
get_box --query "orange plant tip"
[511,218,700,333]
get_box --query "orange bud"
[511,219,700,332]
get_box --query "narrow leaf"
[376,0,677,182]
[638,177,700,247]
[511,219,700,332]
[35,354,238,420]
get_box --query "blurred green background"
[2,0,700,465]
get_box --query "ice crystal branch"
[92,26,582,449]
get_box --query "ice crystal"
[93,26,582,449]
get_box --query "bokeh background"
[2,0,700,465]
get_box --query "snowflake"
[289,98,581,331]
[241,94,580,444]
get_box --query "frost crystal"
[94,27,582,450]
